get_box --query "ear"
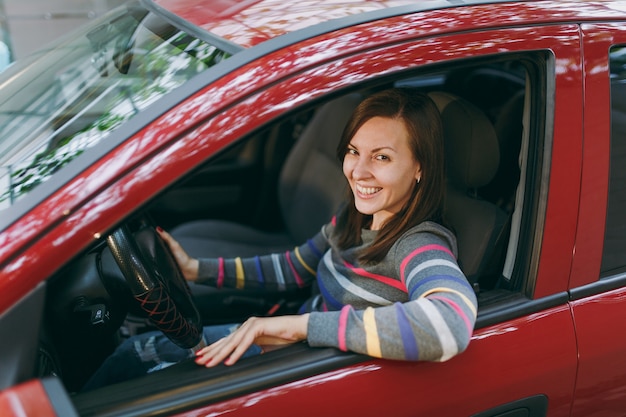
[414,163,422,183]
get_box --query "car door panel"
[156,306,577,417]
[570,284,626,416]
[569,23,626,416]
[569,23,613,289]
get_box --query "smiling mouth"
[356,184,382,196]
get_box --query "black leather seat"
[171,93,363,259]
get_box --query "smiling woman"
[342,116,422,230]
[337,89,445,256]
[0,1,230,212]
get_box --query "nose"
[349,156,371,180]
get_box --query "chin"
[354,204,377,216]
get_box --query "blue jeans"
[82,324,262,391]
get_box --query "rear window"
[602,45,626,276]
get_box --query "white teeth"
[357,185,381,195]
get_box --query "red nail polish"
[156,226,163,233]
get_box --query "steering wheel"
[105,216,205,351]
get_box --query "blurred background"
[0,0,126,72]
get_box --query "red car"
[1,0,626,415]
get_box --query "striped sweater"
[196,220,477,362]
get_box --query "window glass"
[0,3,230,210]
[603,46,626,275]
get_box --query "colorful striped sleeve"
[195,227,330,291]
[307,225,478,362]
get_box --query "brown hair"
[335,88,445,263]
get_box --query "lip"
[355,184,382,199]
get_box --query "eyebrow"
[348,143,397,153]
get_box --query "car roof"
[152,0,514,48]
[154,0,417,47]
[152,0,626,50]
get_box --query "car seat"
[170,93,363,259]
[482,89,525,213]
[428,91,509,288]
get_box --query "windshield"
[0,2,230,210]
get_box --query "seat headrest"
[428,92,499,189]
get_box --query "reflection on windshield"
[0,2,229,210]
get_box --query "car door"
[68,17,584,417]
[190,25,583,417]
[568,23,626,416]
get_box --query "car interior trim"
[526,54,555,298]
[569,272,626,301]
[41,377,80,417]
[475,291,569,330]
[504,53,553,298]
[501,79,532,282]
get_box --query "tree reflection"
[0,15,229,208]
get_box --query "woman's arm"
[194,314,310,367]
[307,231,477,362]
[159,225,331,290]
[197,231,328,291]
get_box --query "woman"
[84,88,477,388]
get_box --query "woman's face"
[343,116,422,230]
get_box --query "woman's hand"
[195,314,310,367]
[157,227,199,282]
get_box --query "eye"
[347,148,358,156]
[374,154,390,161]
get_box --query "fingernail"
[156,226,163,233]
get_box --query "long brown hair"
[335,88,445,263]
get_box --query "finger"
[195,337,230,366]
[158,229,181,253]
[196,333,243,367]
[157,228,178,253]
[223,335,256,366]
[156,226,171,241]
[197,322,258,367]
